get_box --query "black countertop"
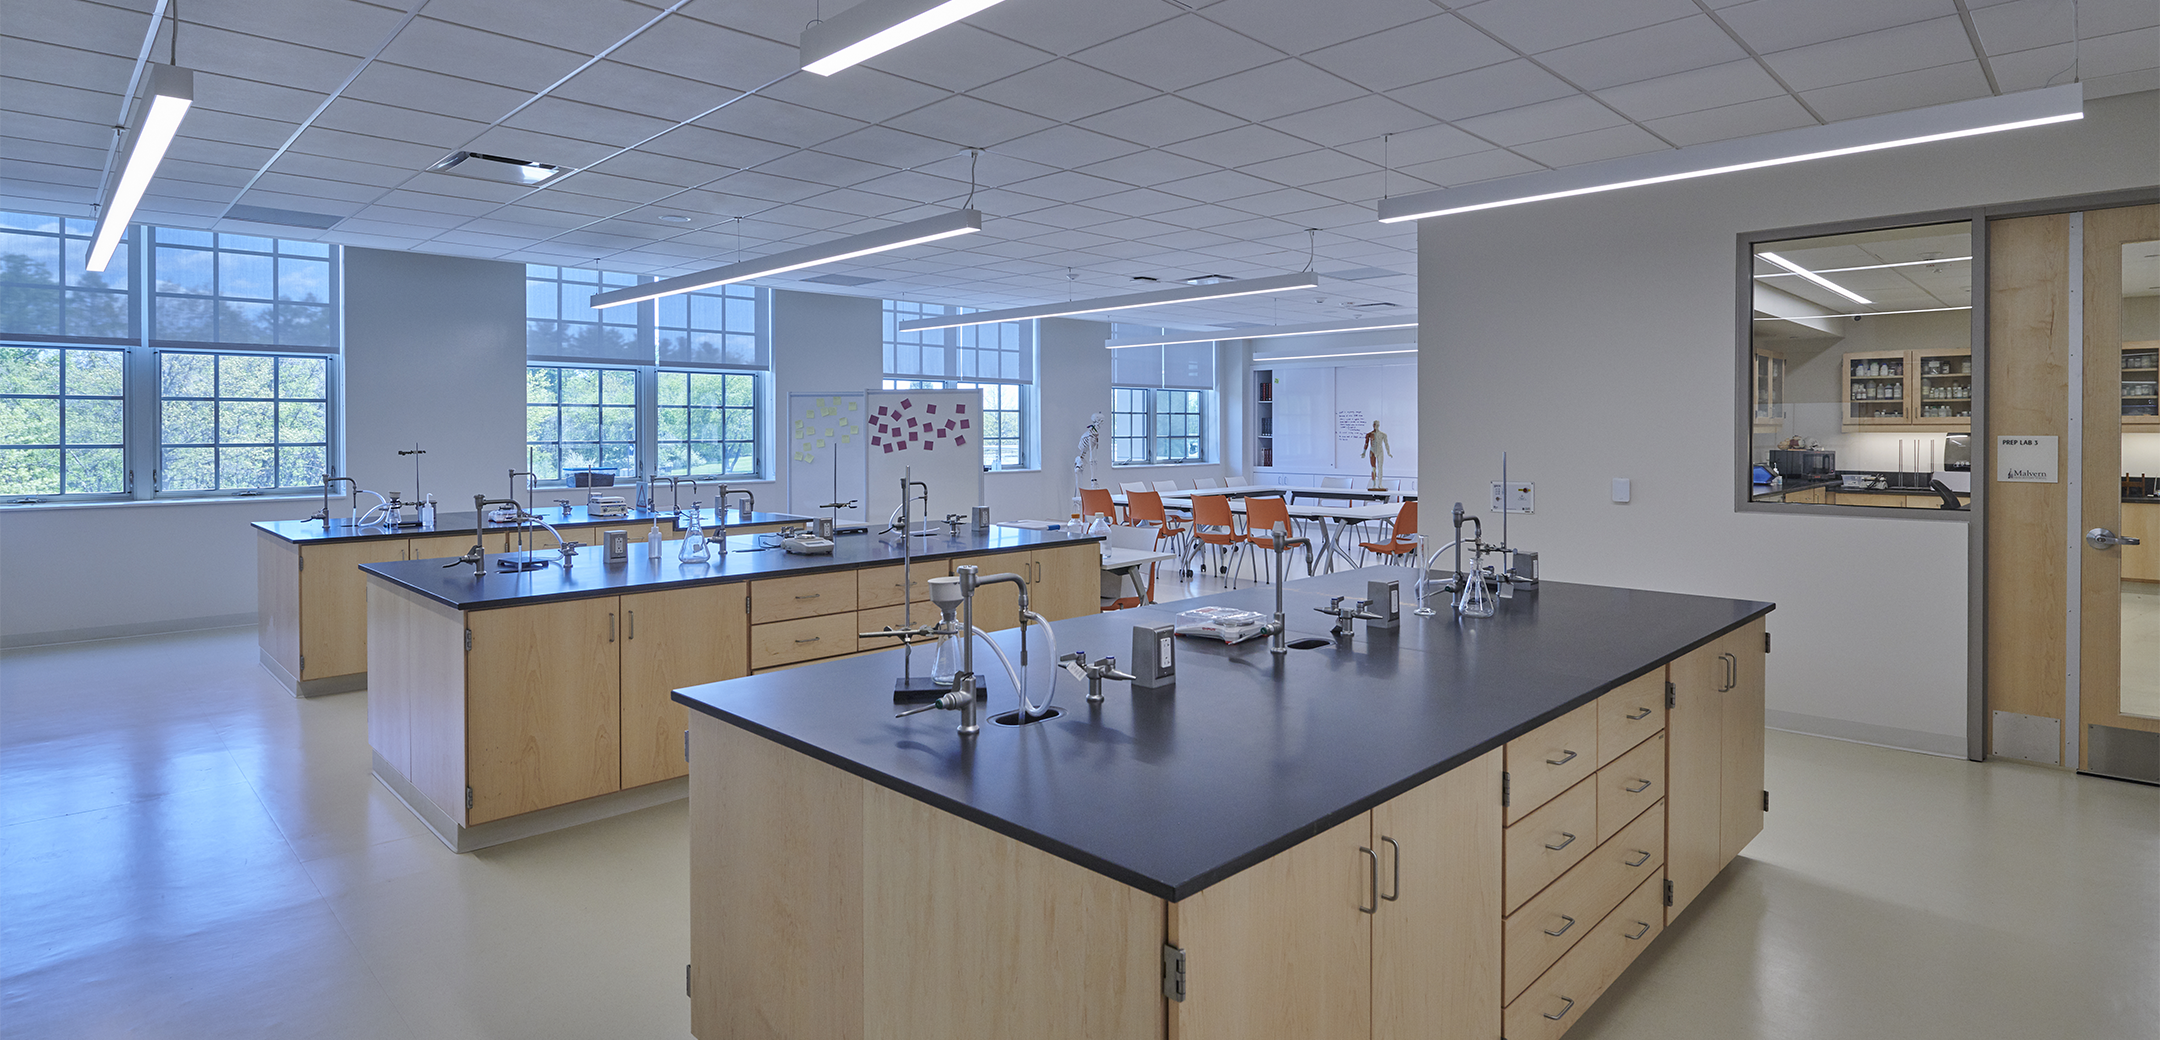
[673,566,1773,901]
[256,505,812,545]
[360,525,1099,611]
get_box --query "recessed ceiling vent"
[1183,274,1234,285]
[801,273,882,287]
[426,151,569,185]
[1345,301,1399,309]
[222,203,343,229]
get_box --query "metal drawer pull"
[795,636,821,644]
[626,611,634,640]
[608,613,616,642]
[1624,778,1653,793]
[1544,831,1577,851]
[1546,748,1578,767]
[795,593,822,600]
[1543,914,1576,937]
[1625,921,1652,941]
[1542,996,1576,1021]
[1626,706,1652,721]
[1624,849,1651,867]
[1359,847,1379,914]
[1380,836,1400,902]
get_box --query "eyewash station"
[671,462,1777,1040]
[253,451,812,697]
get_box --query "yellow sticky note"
[847,400,858,410]
[822,406,835,416]
[816,439,826,448]
[841,435,851,444]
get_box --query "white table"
[1099,546,1179,605]
[1180,500,1405,576]
[1087,483,1411,508]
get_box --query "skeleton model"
[1074,411,1104,491]
[1364,420,1392,489]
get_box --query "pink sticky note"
[926,403,937,414]
[954,435,966,446]
[955,404,966,414]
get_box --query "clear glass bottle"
[930,627,964,687]
[678,502,710,562]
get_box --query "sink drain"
[991,707,1063,727]
[1287,637,1332,650]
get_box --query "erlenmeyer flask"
[678,502,711,562]
[930,627,963,686]
[1458,568,1497,618]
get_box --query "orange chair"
[1078,486,1118,526]
[1123,489,1187,559]
[1240,497,1309,582]
[1358,500,1420,565]
[1185,494,1246,584]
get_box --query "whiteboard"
[864,389,984,529]
[1259,361,1417,476]
[784,392,868,524]
[1266,367,1336,471]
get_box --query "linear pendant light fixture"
[801,0,1011,76]
[1756,252,1870,305]
[895,272,1324,333]
[87,63,193,272]
[1377,84,2083,224]
[590,209,981,309]
[1105,315,1418,349]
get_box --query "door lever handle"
[2087,528,2141,549]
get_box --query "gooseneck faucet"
[319,474,358,528]
[1262,525,1311,655]
[897,564,1029,734]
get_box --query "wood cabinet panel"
[750,612,861,670]
[858,561,945,609]
[364,579,467,824]
[465,597,621,824]
[1666,636,1725,921]
[405,533,475,562]
[1372,747,1501,1040]
[1170,813,1373,1040]
[1504,870,1665,1040]
[1505,701,1599,824]
[1031,543,1104,622]
[1505,777,1597,913]
[750,569,859,624]
[1597,670,1664,767]
[949,552,1030,632]
[621,585,746,790]
[1598,732,1665,845]
[1504,801,1665,1006]
[297,538,410,679]
[257,533,301,679]
[2123,503,2160,583]
[1721,620,1767,863]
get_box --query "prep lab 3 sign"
[1996,435,2058,483]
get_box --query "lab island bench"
[674,566,1774,1040]
[254,503,809,696]
[358,525,1102,852]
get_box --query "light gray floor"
[4,623,2155,1039]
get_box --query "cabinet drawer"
[1503,800,1665,1004]
[858,562,945,609]
[1504,870,1666,1040]
[1597,670,1664,766]
[1598,732,1664,844]
[750,613,860,669]
[1506,701,1599,824]
[750,570,858,624]
[1505,777,1596,913]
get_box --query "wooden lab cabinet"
[620,585,746,789]
[949,543,1101,631]
[258,531,413,696]
[1666,617,1768,920]
[1841,348,1973,431]
[2123,503,2160,583]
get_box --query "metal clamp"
[1380,836,1400,902]
[1626,706,1653,721]
[1359,847,1380,914]
[1624,849,1652,868]
[1624,921,1652,941]
[1624,777,1653,793]
[1542,914,1576,937]
[1545,748,1579,767]
[1544,831,1577,852]
[1542,996,1576,1022]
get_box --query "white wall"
[1418,89,2160,756]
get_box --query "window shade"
[1112,342,1214,389]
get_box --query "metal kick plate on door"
[2087,725,2160,784]
[1991,711,2061,766]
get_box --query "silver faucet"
[715,486,755,517]
[1262,525,1310,655]
[896,563,1030,734]
[1315,595,1386,640]
[319,474,358,528]
[1062,651,1136,704]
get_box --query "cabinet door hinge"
[1765,631,1772,653]
[297,556,303,572]
[1161,944,1186,1002]
[464,628,473,652]
[298,654,304,671]
[1500,771,1511,808]
[686,964,693,998]
[1763,789,1770,812]
[465,786,474,811]
[1663,879,1674,907]
[1665,681,1676,710]
[684,730,690,763]
[744,596,751,615]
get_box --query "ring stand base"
[894,677,949,703]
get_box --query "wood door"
[1169,813,1373,1040]
[405,532,476,562]
[256,533,301,680]
[1667,645,1723,921]
[1720,619,1768,862]
[950,552,1029,632]
[620,584,745,789]
[465,597,621,824]
[1372,748,1500,1040]
[1032,544,1104,622]
[296,537,409,679]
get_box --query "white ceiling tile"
[287,127,450,171]
[915,149,1060,190]
[1593,58,1790,122]
[1398,148,1546,187]
[861,24,1055,92]
[1533,15,1750,90]
[702,168,853,205]
[882,95,1055,148]
[587,150,734,190]
[694,96,867,148]
[0,39,132,97]
[553,229,652,251]
[1389,60,1577,122]
[1715,0,1958,54]
[1153,169,1282,204]
[2068,26,2160,79]
[1221,186,1342,217]
[1179,60,1364,124]
[1512,123,1669,167]
[1340,123,1489,169]
[515,188,631,217]
[227,190,367,218]
[314,97,493,152]
[548,60,740,125]
[1236,150,1376,188]
[268,151,411,188]
[2080,0,2160,36]
[848,170,971,206]
[1074,95,1244,147]
[1003,170,1130,204]
[969,60,1160,123]
[1138,228,1242,252]
[1266,200,1374,228]
[1762,16,1979,92]
[966,0,1181,57]
[188,0,412,54]
[1301,170,1439,205]
[758,67,952,124]
[1984,41,2080,91]
[181,109,305,150]
[651,124,795,170]
[1261,95,1434,149]
[421,0,669,55]
[1088,187,1204,216]
[190,73,327,127]
[504,98,679,150]
[1070,14,1285,92]
[378,17,591,94]
[1161,124,1313,168]
[1197,0,1441,54]
[468,208,593,232]
[994,125,1146,170]
[3,111,118,153]
[1081,215,1188,240]
[1969,0,2078,54]
[752,149,899,189]
[465,125,623,168]
[401,174,530,204]
[0,183,98,209]
[551,170,681,206]
[596,13,797,91]
[1643,94,1818,146]
[795,187,918,218]
[1023,227,1121,251]
[157,155,258,187]
[5,0,157,61]
[371,189,508,216]
[0,76,119,129]
[1455,95,1627,146]
[1797,61,1992,121]
[0,137,102,179]
[814,126,965,170]
[1149,202,1261,228]
[1454,0,1705,53]
[328,214,441,236]
[330,230,430,250]
[1304,15,1516,93]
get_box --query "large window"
[523,267,770,484]
[0,209,339,501]
[883,302,1034,469]
[1112,387,1208,465]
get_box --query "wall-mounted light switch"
[1611,478,1631,503]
